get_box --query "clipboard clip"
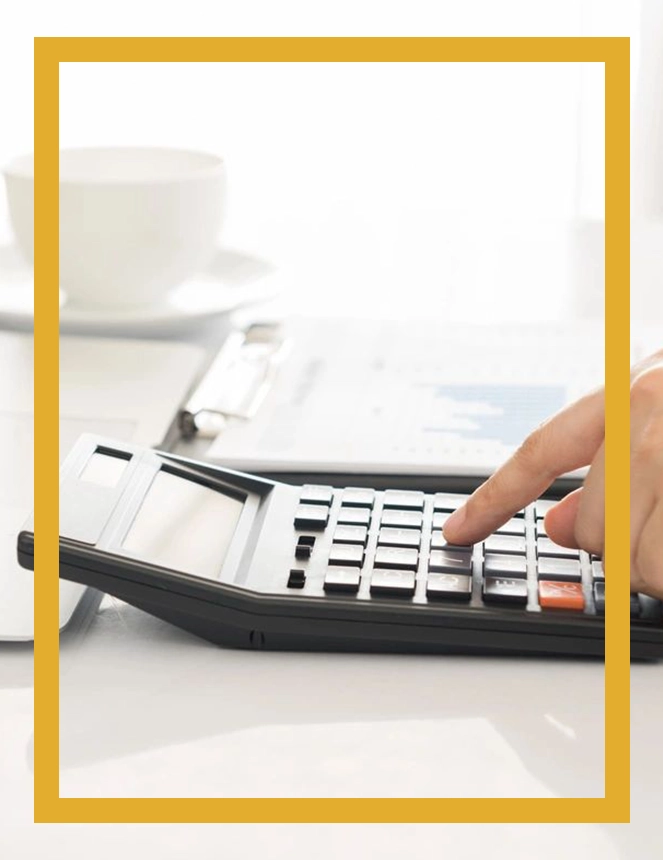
[178,324,292,439]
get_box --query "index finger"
[442,387,605,545]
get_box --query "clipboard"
[175,316,608,481]
[178,323,292,439]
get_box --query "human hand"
[442,350,663,599]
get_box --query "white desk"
[0,219,661,857]
[60,605,604,799]
[2,623,663,857]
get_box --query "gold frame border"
[34,36,629,823]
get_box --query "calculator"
[17,434,663,659]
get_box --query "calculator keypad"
[287,484,658,627]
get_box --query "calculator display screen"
[122,470,244,580]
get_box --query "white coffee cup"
[3,146,226,307]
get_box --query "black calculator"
[18,434,663,659]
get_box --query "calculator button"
[380,509,424,529]
[337,506,371,526]
[426,573,472,601]
[324,567,361,594]
[536,499,558,518]
[299,485,334,506]
[495,518,526,536]
[294,504,330,530]
[535,518,547,537]
[432,511,452,530]
[536,557,581,582]
[287,569,306,589]
[333,525,368,545]
[342,488,375,508]
[593,581,605,615]
[428,549,472,574]
[430,532,473,552]
[631,594,641,618]
[482,577,528,605]
[370,569,416,597]
[639,595,663,625]
[377,528,422,549]
[484,535,527,555]
[295,544,312,560]
[328,544,365,567]
[373,546,419,571]
[591,560,605,581]
[539,580,585,611]
[537,538,580,559]
[383,490,425,511]
[433,493,468,512]
[483,553,528,579]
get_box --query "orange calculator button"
[539,580,585,611]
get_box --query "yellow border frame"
[35,36,630,823]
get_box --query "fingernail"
[443,505,467,538]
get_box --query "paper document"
[206,317,605,476]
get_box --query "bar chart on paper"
[206,317,603,476]
[419,384,565,446]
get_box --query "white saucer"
[0,244,279,335]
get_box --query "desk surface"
[62,602,607,800]
[1,608,662,857]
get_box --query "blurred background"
[62,58,605,325]
[3,0,661,328]
[0,0,663,330]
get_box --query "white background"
[55,60,604,323]
[1,0,643,325]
